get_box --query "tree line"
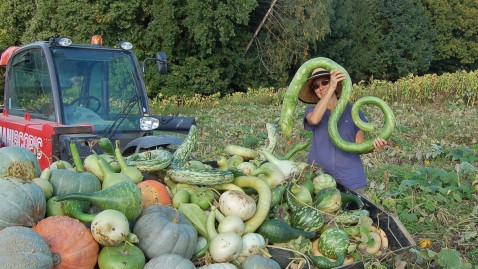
[1,0,477,98]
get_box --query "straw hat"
[298,68,341,103]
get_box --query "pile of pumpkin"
[0,124,389,269]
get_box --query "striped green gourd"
[332,209,370,226]
[308,227,350,269]
[125,149,172,173]
[167,124,235,185]
[285,182,324,232]
[280,57,395,153]
[167,167,234,186]
[170,125,198,167]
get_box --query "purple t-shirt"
[303,103,367,190]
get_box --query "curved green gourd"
[280,57,395,153]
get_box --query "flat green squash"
[0,146,41,179]
[0,226,53,269]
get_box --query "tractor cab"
[0,36,194,169]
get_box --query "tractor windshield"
[51,47,144,133]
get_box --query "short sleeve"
[303,106,314,131]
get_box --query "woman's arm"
[305,93,332,125]
[355,130,365,143]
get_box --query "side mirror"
[156,52,167,74]
[141,52,168,74]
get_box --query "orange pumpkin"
[32,216,99,269]
[138,180,172,209]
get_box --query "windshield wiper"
[103,94,139,138]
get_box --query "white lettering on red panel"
[0,127,43,159]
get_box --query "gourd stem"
[172,208,180,224]
[52,253,61,266]
[52,155,66,169]
[126,233,139,244]
[214,208,225,222]
[115,140,128,170]
[70,142,84,172]
[207,206,218,240]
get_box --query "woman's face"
[311,77,331,99]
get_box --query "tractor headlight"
[140,117,159,131]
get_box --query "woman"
[299,67,387,195]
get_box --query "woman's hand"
[329,70,346,87]
[373,138,388,152]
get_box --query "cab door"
[0,47,59,168]
[5,48,56,121]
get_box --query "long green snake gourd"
[280,57,395,153]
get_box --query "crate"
[268,185,416,269]
[334,185,416,268]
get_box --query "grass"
[152,90,478,267]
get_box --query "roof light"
[48,36,72,47]
[139,117,159,131]
[119,41,133,50]
[91,35,103,45]
[58,37,72,46]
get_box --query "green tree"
[422,0,478,73]
[376,0,434,79]
[244,0,333,86]
[140,0,259,97]
[313,0,388,81]
[0,0,34,48]
[21,0,145,46]
[0,0,36,99]
[316,0,434,82]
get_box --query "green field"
[154,90,478,267]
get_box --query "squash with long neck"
[96,153,133,189]
[50,143,101,222]
[54,181,142,221]
[115,140,143,184]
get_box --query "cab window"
[6,48,55,120]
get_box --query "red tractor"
[0,35,194,169]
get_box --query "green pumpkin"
[314,187,342,213]
[0,226,53,269]
[98,242,145,269]
[0,177,46,229]
[49,169,101,222]
[49,169,101,195]
[0,146,41,179]
[143,253,195,269]
[133,205,198,259]
[242,255,281,269]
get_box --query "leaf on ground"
[437,248,465,269]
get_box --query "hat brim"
[298,72,331,104]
